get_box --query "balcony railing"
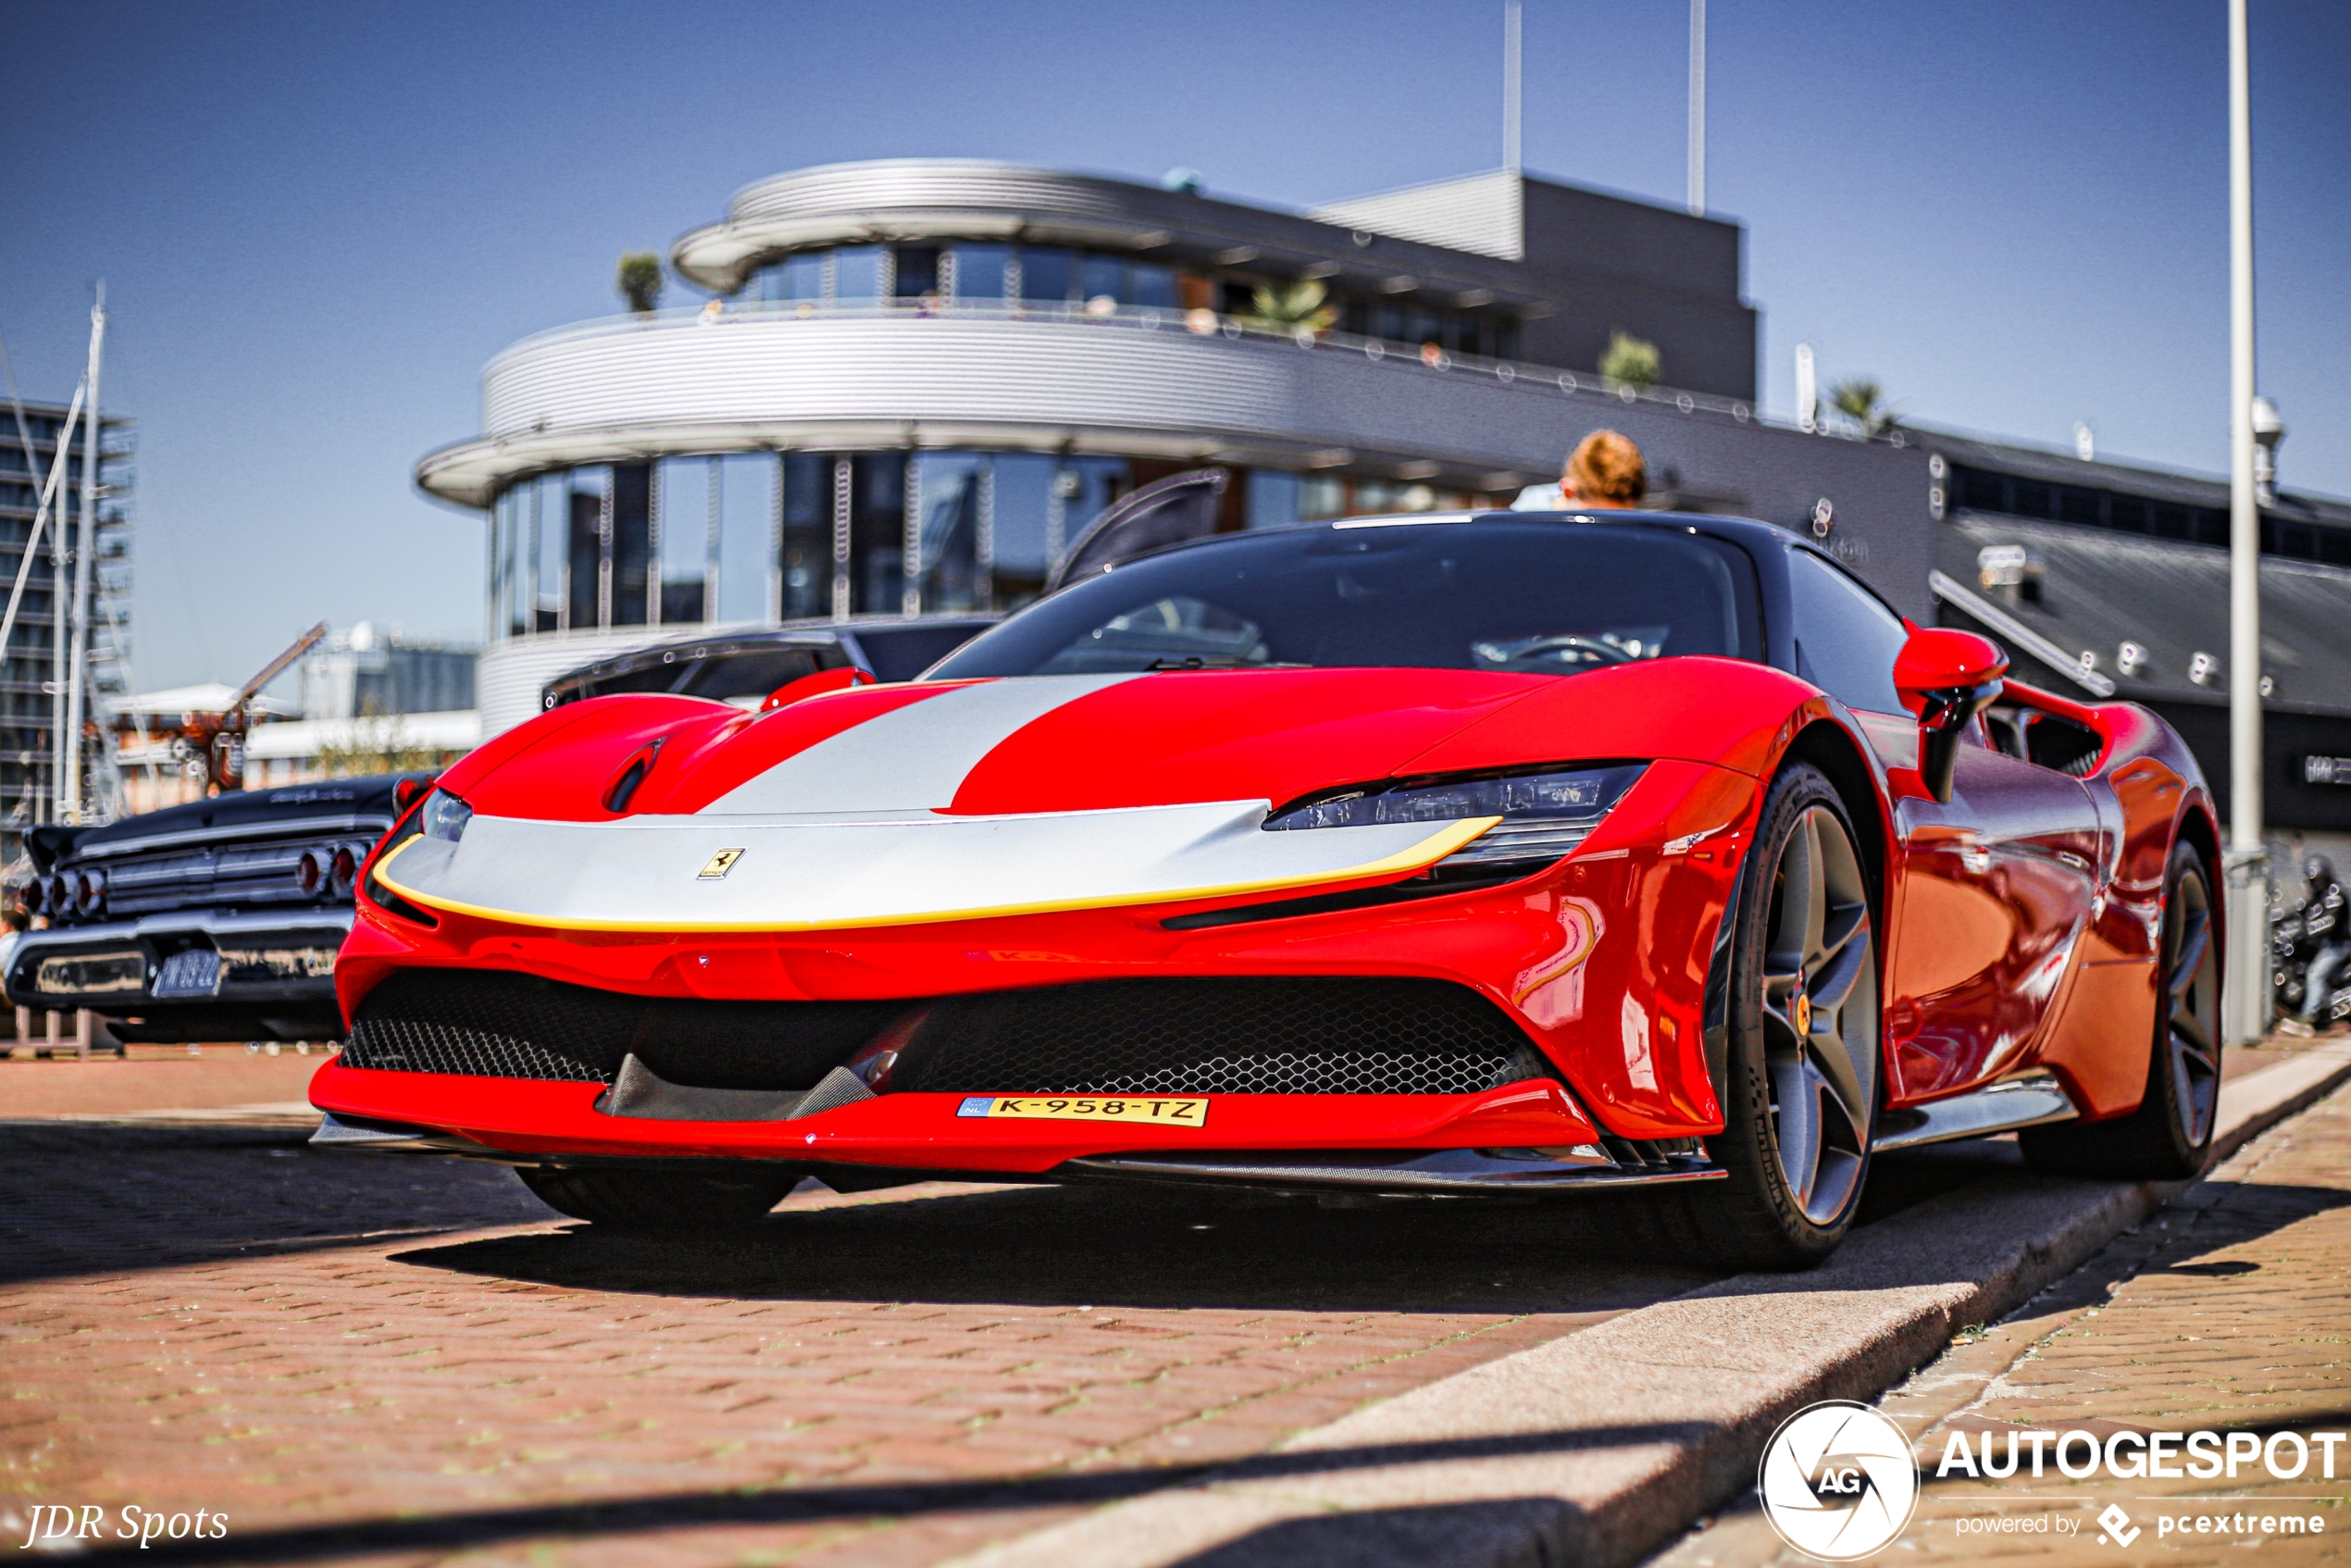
[492,299,1834,443]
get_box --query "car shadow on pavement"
[396,1179,1723,1314]
[0,1123,546,1288]
[43,1420,1699,1568]
[387,1137,2040,1313]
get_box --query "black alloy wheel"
[1635,762,1880,1269]
[515,1164,799,1230]
[2021,841,2221,1179]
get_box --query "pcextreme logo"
[1758,1401,1922,1561]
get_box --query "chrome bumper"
[4,908,354,1011]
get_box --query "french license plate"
[956,1094,1208,1126]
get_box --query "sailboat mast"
[63,286,104,822]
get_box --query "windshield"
[930,518,1762,679]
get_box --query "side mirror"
[1894,628,2008,803]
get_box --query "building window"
[1948,463,2347,566]
[1247,470,1300,529]
[610,463,653,628]
[950,244,1009,304]
[911,454,987,612]
[780,454,829,622]
[1300,475,1347,520]
[893,246,940,305]
[653,458,712,626]
[566,467,608,631]
[1021,247,1075,305]
[834,245,885,303]
[1128,263,1177,310]
[1077,255,1123,310]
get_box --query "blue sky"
[2,0,2343,688]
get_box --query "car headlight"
[1264,763,1647,875]
[418,790,472,843]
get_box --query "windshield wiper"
[1145,655,1305,672]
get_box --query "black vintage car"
[539,616,1001,711]
[5,776,428,1043]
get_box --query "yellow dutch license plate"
[955,1094,1208,1126]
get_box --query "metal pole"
[2222,0,2268,1045]
[1502,1,1523,175]
[57,293,102,821]
[64,289,105,822]
[65,288,104,822]
[1688,0,1707,217]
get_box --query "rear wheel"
[1639,763,1880,1269]
[514,1164,798,1230]
[2020,841,2220,1179]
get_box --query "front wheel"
[515,1164,799,1230]
[2021,841,2220,1179]
[1639,763,1880,1270]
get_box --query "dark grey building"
[1919,435,2351,835]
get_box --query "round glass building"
[417,159,1781,728]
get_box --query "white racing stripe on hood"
[374,802,1499,933]
[705,673,1140,815]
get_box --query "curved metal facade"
[421,312,1690,508]
[673,159,1532,299]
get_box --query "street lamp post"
[2222,0,2269,1046]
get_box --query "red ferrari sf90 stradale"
[311,510,2222,1266]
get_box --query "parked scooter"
[2274,854,2351,1030]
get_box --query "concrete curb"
[948,1042,2351,1568]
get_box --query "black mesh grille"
[342,970,1543,1098]
[895,977,1537,1096]
[341,969,903,1089]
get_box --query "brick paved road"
[1,1046,324,1115]
[6,1048,2310,1568]
[1656,1065,2351,1568]
[0,1115,1719,1566]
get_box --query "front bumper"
[307,1061,1615,1176]
[5,909,354,1041]
[307,1065,1729,1196]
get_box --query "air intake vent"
[340,969,902,1089]
[893,977,1540,1097]
[341,970,1548,1100]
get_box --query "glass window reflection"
[1128,263,1176,310]
[1020,247,1073,304]
[834,246,884,303]
[780,454,830,622]
[892,247,939,303]
[951,244,1008,305]
[1078,255,1123,309]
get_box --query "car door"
[1782,552,2104,1101]
[1885,732,2104,1097]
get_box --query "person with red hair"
[1511,429,1648,511]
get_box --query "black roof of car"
[31,774,428,873]
[542,614,1002,703]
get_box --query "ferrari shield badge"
[698,848,746,880]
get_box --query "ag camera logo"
[1759,1400,1921,1560]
